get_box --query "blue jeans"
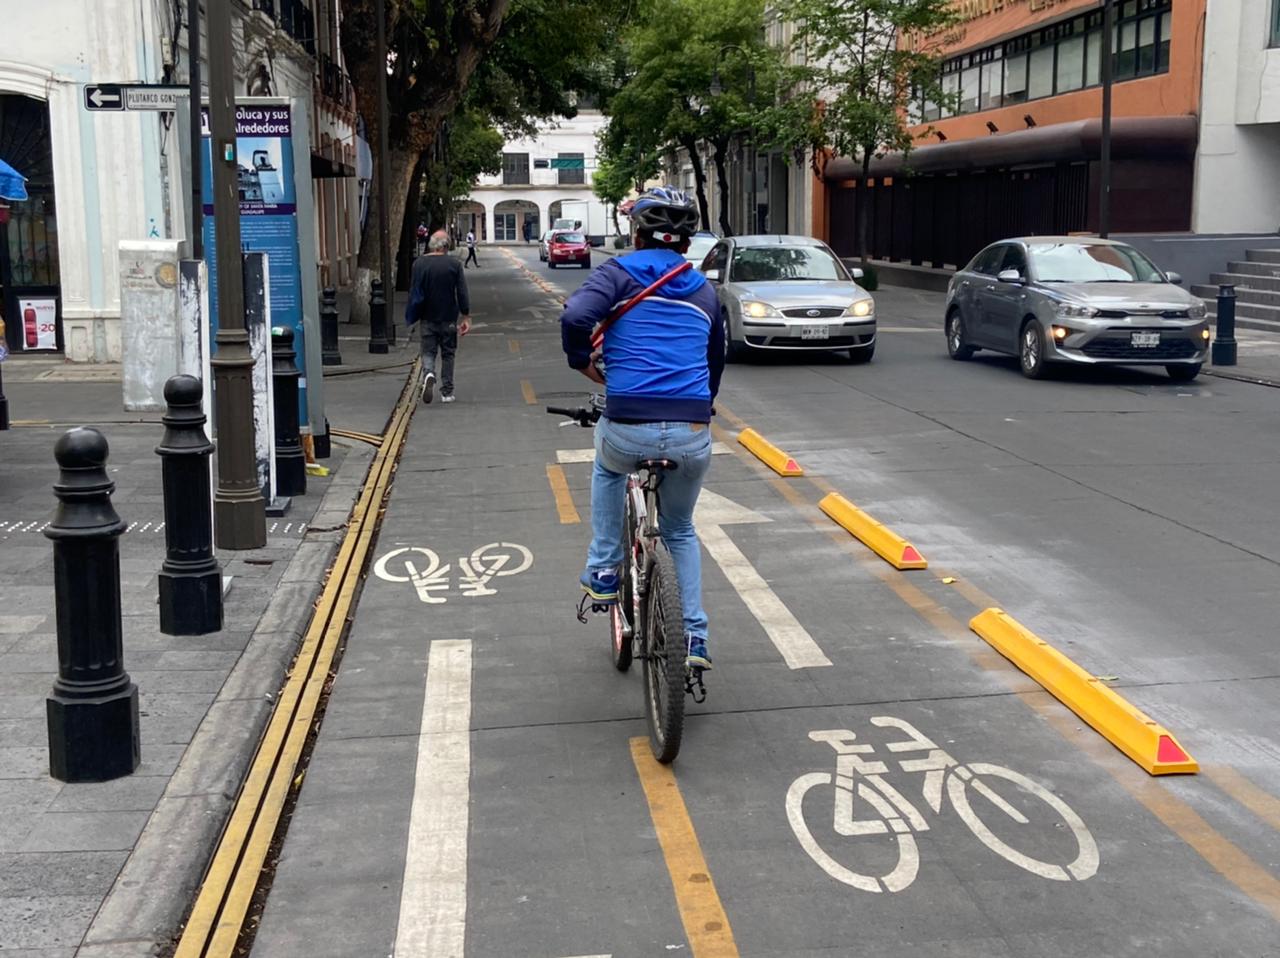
[586,418,713,640]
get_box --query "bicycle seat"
[638,458,678,472]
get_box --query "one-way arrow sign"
[84,84,124,111]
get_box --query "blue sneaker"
[580,569,619,604]
[686,635,712,671]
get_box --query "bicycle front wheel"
[643,545,685,763]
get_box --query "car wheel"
[1166,363,1201,382]
[548,261,557,269]
[844,342,874,364]
[1019,319,1048,379]
[946,308,976,360]
[724,314,746,363]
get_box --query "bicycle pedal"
[685,669,708,703]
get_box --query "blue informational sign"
[202,102,308,425]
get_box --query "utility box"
[120,240,183,411]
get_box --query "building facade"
[816,0,1210,268]
[463,108,617,245]
[0,0,360,362]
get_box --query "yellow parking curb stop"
[818,492,927,570]
[738,427,803,476]
[969,607,1198,776]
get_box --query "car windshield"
[686,235,717,262]
[555,232,585,244]
[730,245,846,282]
[1029,243,1165,283]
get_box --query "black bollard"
[320,285,342,366]
[156,376,223,636]
[313,417,332,459]
[1212,284,1237,366]
[368,278,389,354]
[272,326,307,497]
[0,361,9,431]
[45,427,140,782]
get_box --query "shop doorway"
[0,93,61,353]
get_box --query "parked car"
[702,235,876,363]
[685,231,719,268]
[548,230,591,269]
[945,237,1210,381]
[538,229,555,261]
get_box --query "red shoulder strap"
[590,259,694,350]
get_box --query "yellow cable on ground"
[174,362,421,958]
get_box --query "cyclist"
[560,187,724,669]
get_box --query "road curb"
[818,491,928,570]
[1204,367,1280,388]
[969,607,1199,776]
[80,439,380,953]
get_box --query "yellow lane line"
[521,379,537,405]
[545,463,580,524]
[629,738,739,958]
[1205,766,1280,835]
[174,363,421,958]
[709,408,1280,921]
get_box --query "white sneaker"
[441,394,456,404]
[421,372,435,404]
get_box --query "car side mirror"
[1165,271,1182,285]
[850,267,865,280]
[704,268,722,282]
[997,269,1024,284]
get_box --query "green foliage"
[419,109,504,228]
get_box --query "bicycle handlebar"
[545,404,600,428]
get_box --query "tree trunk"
[679,136,712,232]
[396,153,428,292]
[856,148,873,265]
[711,141,733,237]
[351,144,419,325]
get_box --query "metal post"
[188,0,202,259]
[1213,284,1237,366]
[320,285,342,365]
[0,362,9,430]
[209,0,267,550]
[374,0,393,350]
[271,326,307,497]
[369,278,388,354]
[314,418,332,459]
[45,428,140,782]
[1099,0,1114,238]
[157,375,223,635]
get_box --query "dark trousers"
[464,246,479,267]
[420,321,458,394]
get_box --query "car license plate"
[800,325,830,340]
[1132,331,1161,348]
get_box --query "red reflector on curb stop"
[784,459,801,473]
[1157,735,1192,765]
[901,545,924,565]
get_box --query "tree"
[786,0,956,262]
[419,111,504,232]
[591,154,634,236]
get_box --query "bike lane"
[248,254,1280,958]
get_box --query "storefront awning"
[311,152,355,179]
[823,116,1198,182]
[0,158,28,201]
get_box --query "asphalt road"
[248,245,1280,957]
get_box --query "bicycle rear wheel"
[610,493,638,671]
[643,546,686,763]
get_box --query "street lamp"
[710,44,757,236]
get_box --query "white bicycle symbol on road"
[787,717,1099,893]
[373,541,533,603]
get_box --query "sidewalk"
[0,359,409,953]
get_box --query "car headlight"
[1055,301,1097,319]
[742,300,782,319]
[845,299,874,318]
[1188,302,1207,320]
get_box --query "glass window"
[940,72,959,118]
[1028,45,1054,99]
[686,234,718,265]
[729,244,846,282]
[706,243,730,277]
[1056,35,1084,92]
[1159,14,1172,69]
[502,152,529,185]
[1274,0,1280,47]
[1085,30,1102,86]
[1116,22,1138,77]
[981,60,1003,109]
[969,245,1006,275]
[960,66,980,113]
[1028,241,1167,283]
[556,152,585,185]
[999,245,1028,275]
[1137,17,1156,73]
[1003,52,1028,104]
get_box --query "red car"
[547,230,591,269]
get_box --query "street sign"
[84,84,189,112]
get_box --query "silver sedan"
[701,235,877,363]
[945,237,1210,381]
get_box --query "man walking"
[464,228,480,268]
[405,230,471,404]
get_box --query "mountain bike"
[548,396,704,763]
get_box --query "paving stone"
[20,810,150,853]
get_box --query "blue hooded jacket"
[561,249,724,423]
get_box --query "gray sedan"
[945,237,1210,381]
[701,235,876,363]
